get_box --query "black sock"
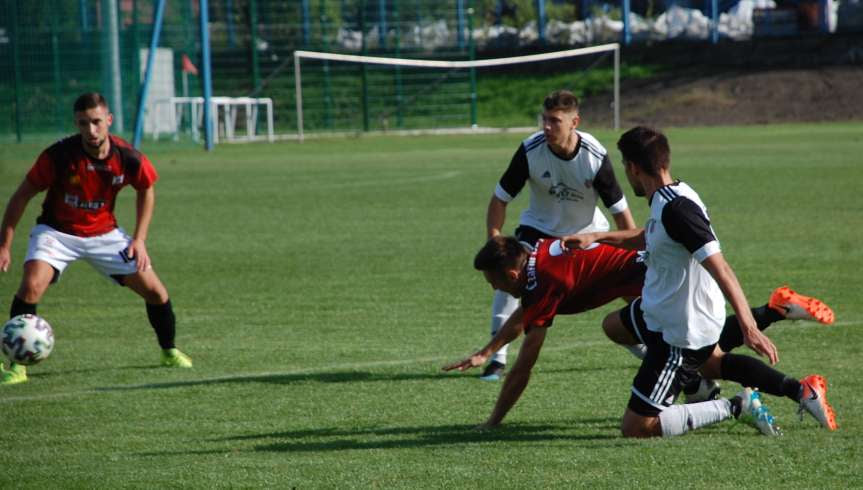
[720,353,800,401]
[146,300,176,350]
[717,304,785,352]
[10,296,37,318]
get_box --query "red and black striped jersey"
[26,134,158,237]
[520,238,645,330]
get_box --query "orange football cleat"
[798,375,838,430]
[768,286,835,325]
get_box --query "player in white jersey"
[563,126,837,437]
[481,90,636,380]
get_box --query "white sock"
[490,289,519,365]
[658,399,733,437]
[623,343,647,360]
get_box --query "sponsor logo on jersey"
[548,183,584,202]
[112,175,124,185]
[64,194,106,210]
[541,170,551,179]
[525,252,539,291]
[69,175,80,186]
[87,162,111,172]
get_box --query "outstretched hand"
[442,352,488,372]
[744,328,779,365]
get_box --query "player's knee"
[621,409,659,438]
[620,419,656,438]
[18,276,49,303]
[602,311,632,344]
[141,288,169,304]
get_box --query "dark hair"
[474,236,529,272]
[616,126,670,176]
[543,90,579,113]
[73,93,109,113]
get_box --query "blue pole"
[710,0,719,43]
[378,0,387,48]
[621,0,631,45]
[226,0,236,47]
[201,0,215,151]
[79,0,89,31]
[536,0,546,45]
[302,0,310,46]
[456,0,465,49]
[132,0,167,149]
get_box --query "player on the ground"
[0,92,192,385]
[444,235,835,434]
[564,126,836,437]
[480,89,636,381]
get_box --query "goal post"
[293,43,620,141]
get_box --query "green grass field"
[1,122,861,488]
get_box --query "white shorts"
[25,224,139,284]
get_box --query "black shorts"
[514,225,555,247]
[620,298,717,417]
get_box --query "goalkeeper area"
[292,44,620,139]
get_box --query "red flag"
[181,54,199,75]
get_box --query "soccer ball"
[1,314,55,365]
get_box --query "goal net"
[293,44,620,140]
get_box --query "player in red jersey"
[443,235,834,429]
[0,93,192,385]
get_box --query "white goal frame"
[293,43,620,141]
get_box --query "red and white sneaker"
[768,286,835,325]
[798,375,838,430]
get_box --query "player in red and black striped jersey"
[0,93,192,385]
[480,90,637,380]
[443,234,835,430]
[445,128,837,434]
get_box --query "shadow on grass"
[96,369,473,392]
[135,419,622,456]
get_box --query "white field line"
[315,170,461,189]
[0,339,610,404]
[3,321,858,403]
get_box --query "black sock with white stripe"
[720,353,801,401]
[717,305,784,352]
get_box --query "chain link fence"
[1,0,860,142]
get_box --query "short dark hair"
[73,93,109,113]
[543,90,579,113]
[474,236,529,272]
[616,126,670,176]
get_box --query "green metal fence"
[0,0,485,143]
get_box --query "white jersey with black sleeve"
[640,181,725,350]
[493,130,629,236]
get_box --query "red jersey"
[520,239,646,329]
[26,134,158,237]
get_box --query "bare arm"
[480,326,547,428]
[701,252,778,365]
[0,179,41,272]
[562,227,646,251]
[611,208,637,231]
[127,186,156,272]
[442,307,525,372]
[486,195,508,239]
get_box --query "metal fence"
[1,0,860,143]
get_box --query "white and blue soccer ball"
[1,314,54,365]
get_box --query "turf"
[1,122,861,488]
